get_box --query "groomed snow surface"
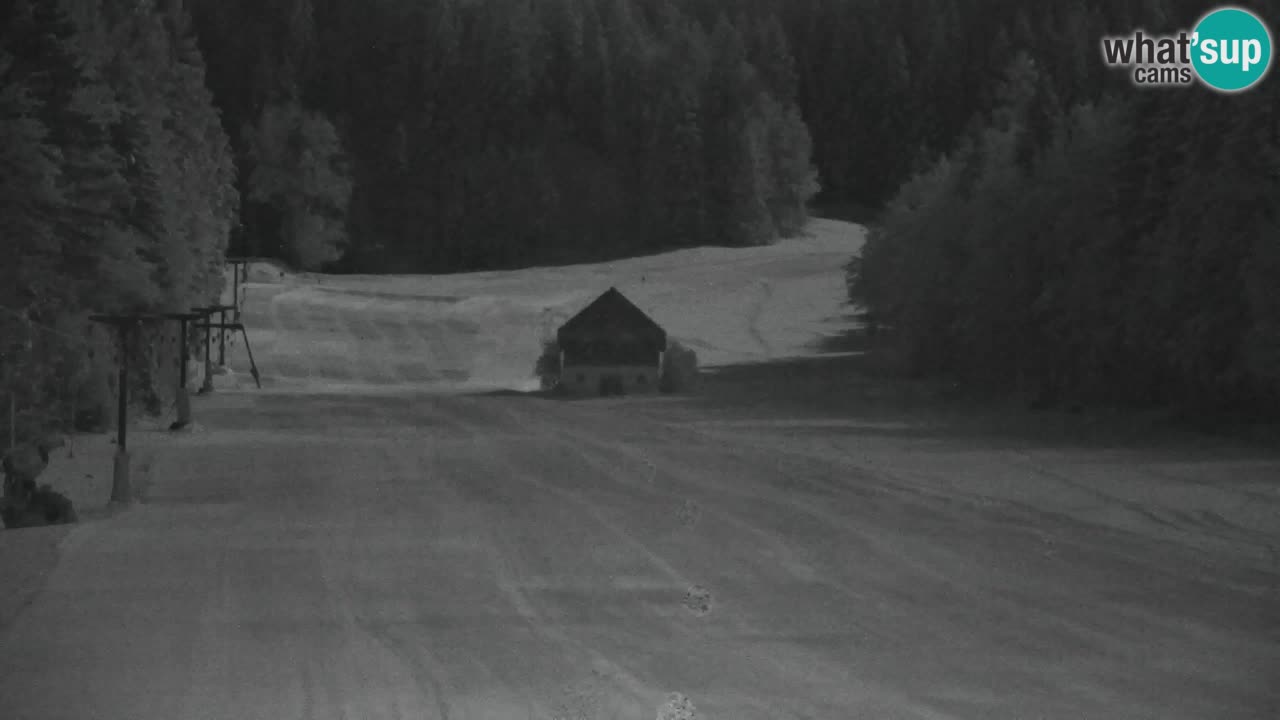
[2,218,1278,719]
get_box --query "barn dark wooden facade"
[556,288,667,396]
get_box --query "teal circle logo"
[1191,7,1273,92]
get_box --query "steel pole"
[178,318,189,387]
[217,308,227,367]
[200,315,214,393]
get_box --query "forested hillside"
[2,0,237,440]
[190,0,819,272]
[3,0,1278,437]
[844,0,1280,417]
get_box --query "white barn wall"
[560,364,661,396]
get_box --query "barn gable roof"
[557,287,666,344]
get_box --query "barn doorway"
[598,374,624,396]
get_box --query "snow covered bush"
[660,340,699,393]
[534,337,562,391]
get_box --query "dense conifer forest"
[2,0,1278,434]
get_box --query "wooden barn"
[556,288,667,396]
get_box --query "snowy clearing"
[225,217,865,393]
[2,218,1278,720]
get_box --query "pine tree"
[745,12,796,101]
[703,15,761,245]
[162,0,239,301]
[762,97,819,236]
[0,50,64,317]
[5,0,148,312]
[244,101,351,270]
